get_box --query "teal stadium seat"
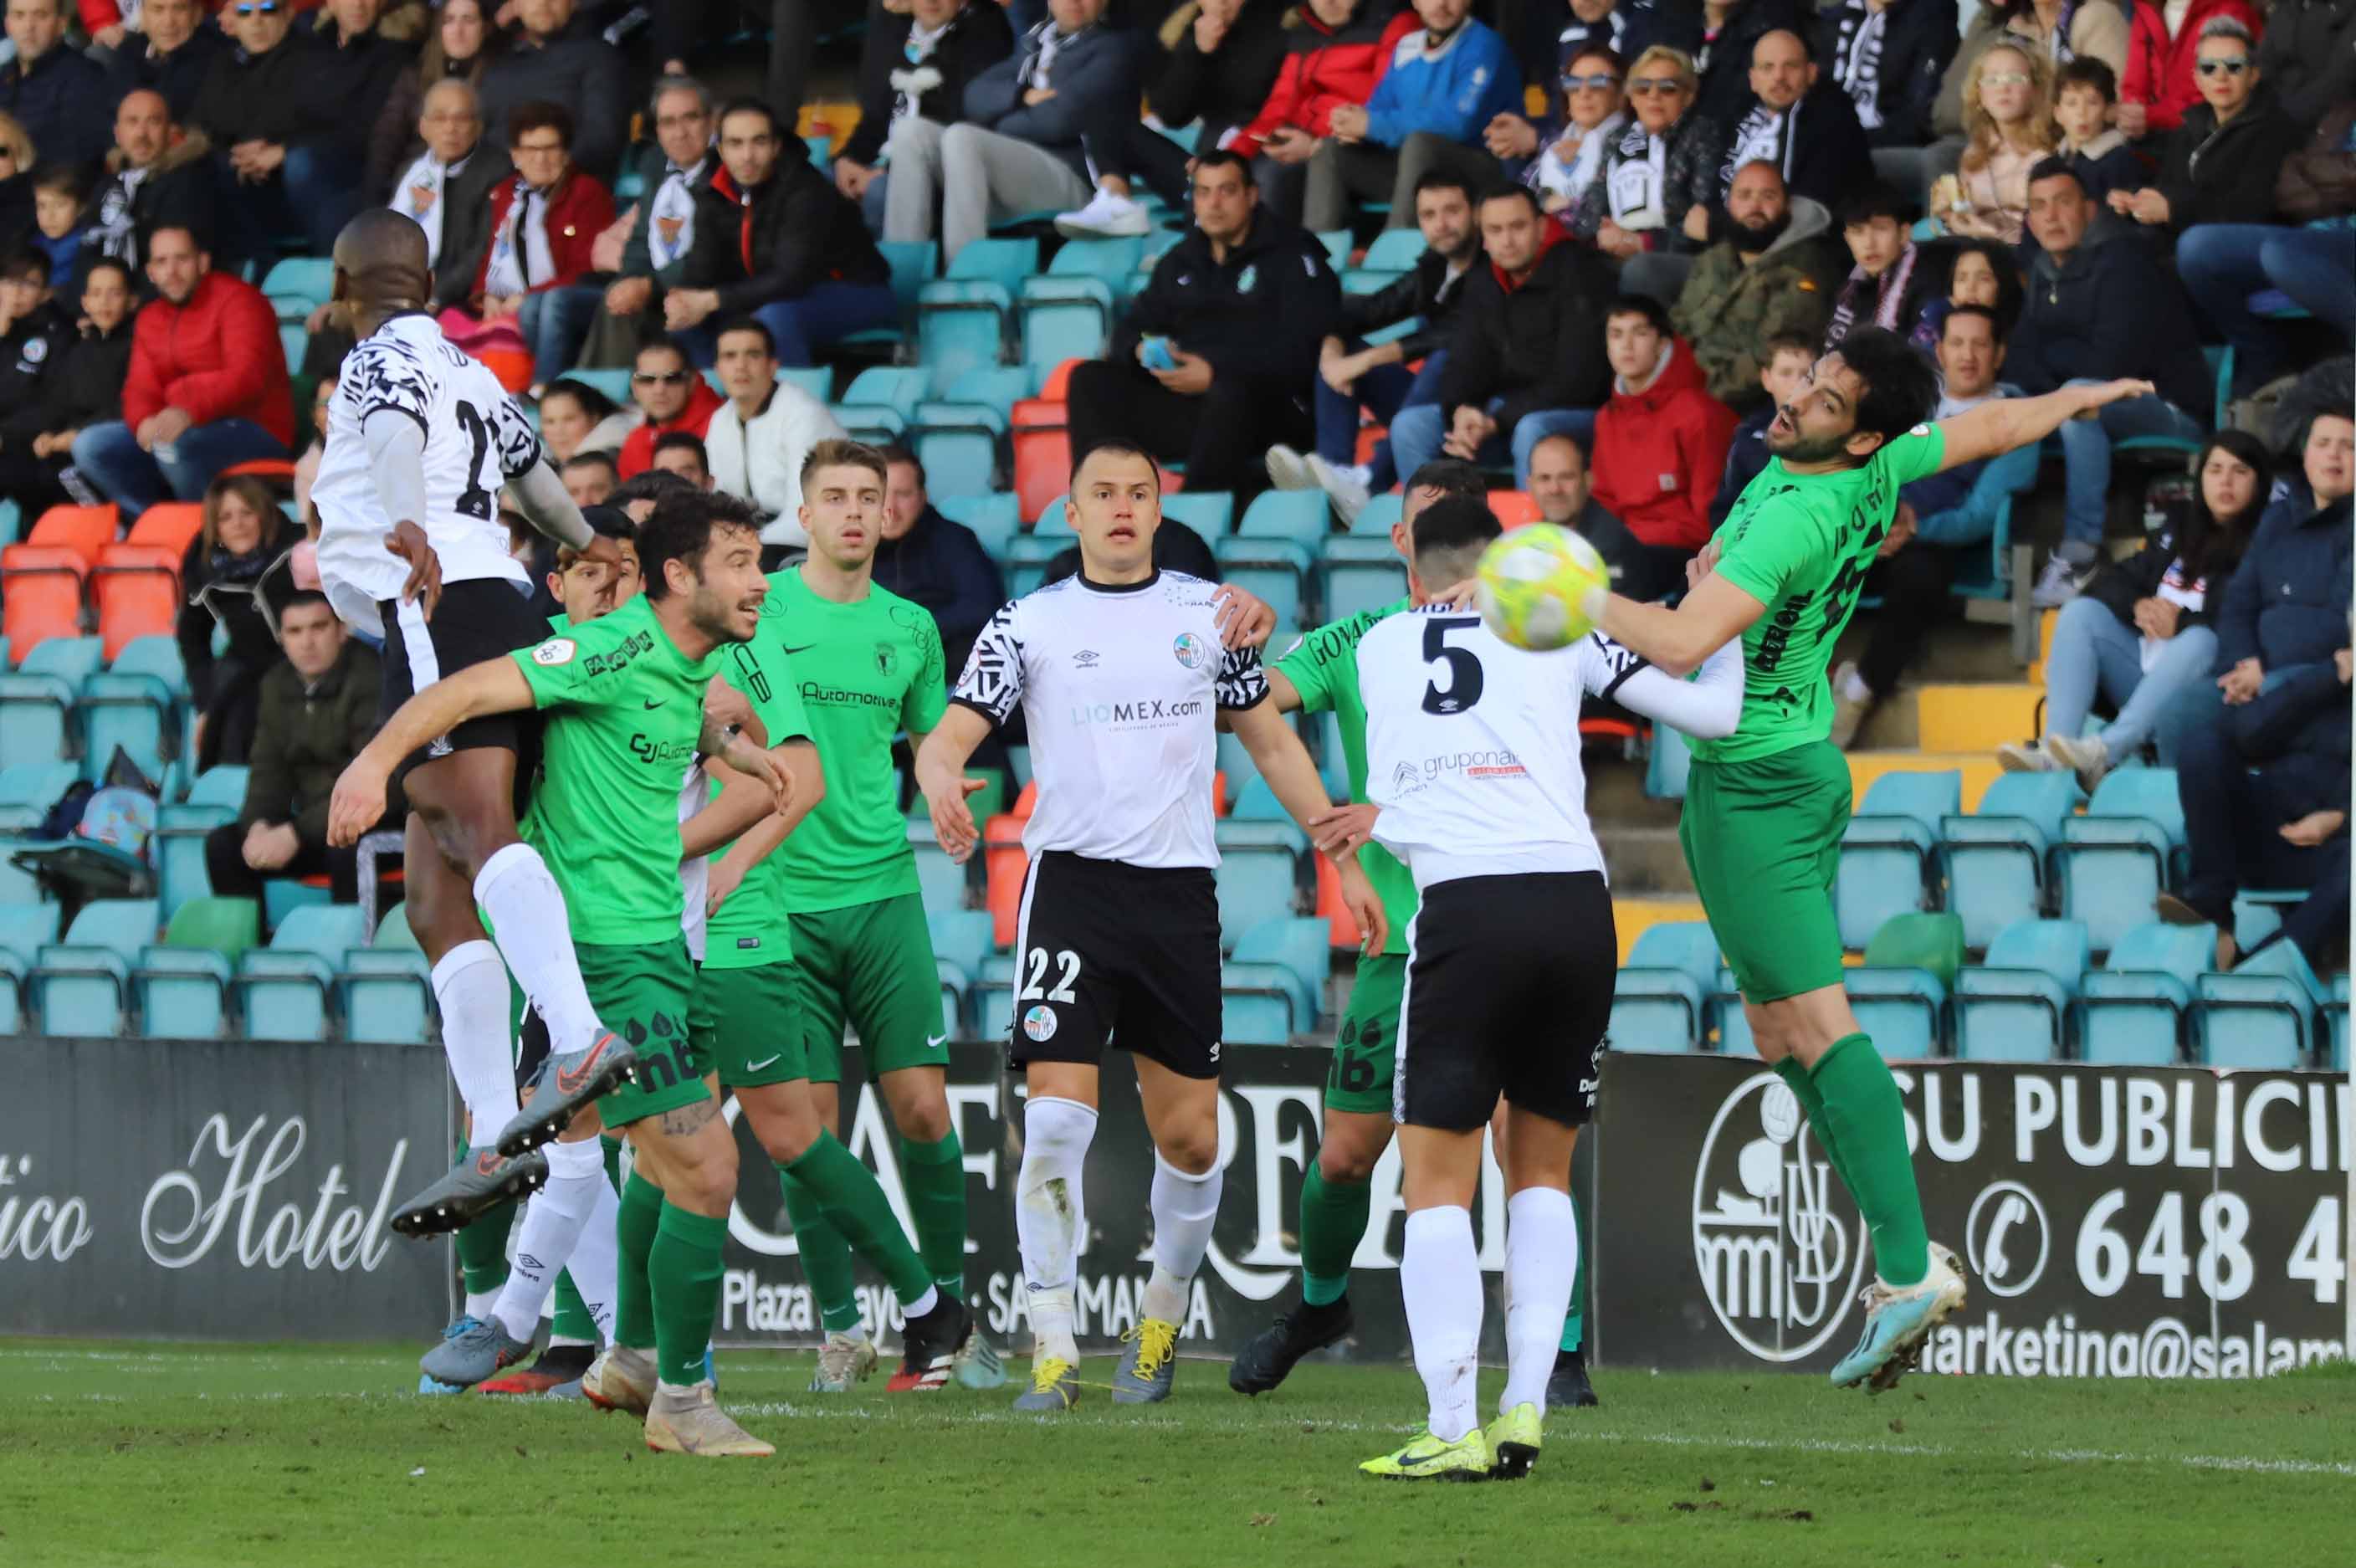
[1213,819,1308,950]
[910,402,1007,498]
[2060,770,2184,953]
[339,949,434,1044]
[1645,720,1693,801]
[934,493,1021,560]
[936,960,970,1038]
[1019,275,1114,368]
[237,903,367,1041]
[1954,919,2088,1061]
[1713,966,1751,1054]
[909,822,973,916]
[0,902,61,1033]
[2079,920,2213,1065]
[1353,492,1404,537]
[132,895,258,1038]
[1222,915,1329,1043]
[1941,771,2081,950]
[1004,535,1065,600]
[0,636,105,765]
[80,634,187,783]
[29,898,156,1035]
[154,764,247,917]
[841,365,930,420]
[1160,491,1235,537]
[260,257,332,323]
[1847,912,1965,1059]
[928,909,996,976]
[972,953,1017,1042]
[916,238,1036,395]
[1319,536,1405,622]
[2195,938,2327,1068]
[2329,974,2350,1072]
[1360,229,1426,271]
[0,759,77,904]
[1836,770,1959,949]
[1609,921,1718,1053]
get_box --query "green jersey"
[514,596,720,947]
[762,566,949,914]
[703,611,815,968]
[1694,423,1946,765]
[1275,598,1416,956]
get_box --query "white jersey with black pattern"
[950,569,1267,869]
[312,312,545,632]
[1360,607,1744,890]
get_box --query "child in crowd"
[1932,41,2054,245]
[2050,58,2146,203]
[30,166,93,290]
[1826,184,1923,350]
[1707,330,1814,525]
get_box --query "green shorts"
[1324,952,1406,1115]
[690,959,805,1089]
[1679,742,1851,1005]
[787,893,949,1084]
[578,940,709,1128]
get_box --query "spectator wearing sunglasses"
[615,336,722,479]
[2118,0,2261,139]
[2110,20,2300,239]
[192,0,372,261]
[0,0,110,175]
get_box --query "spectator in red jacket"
[1587,292,1735,598]
[1230,0,1420,222]
[2119,0,2261,139]
[434,99,610,392]
[615,336,721,479]
[70,222,290,519]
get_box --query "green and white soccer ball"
[1474,523,1611,651]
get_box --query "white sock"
[473,843,603,1057]
[1401,1207,1481,1442]
[464,1289,500,1320]
[490,1137,607,1342]
[1501,1187,1578,1414]
[902,1284,940,1318]
[1017,1096,1097,1365]
[432,940,520,1129]
[564,1176,621,1343]
[1142,1152,1222,1325]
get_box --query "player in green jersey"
[1586,328,2156,1392]
[335,492,794,1455]
[725,440,1006,1393]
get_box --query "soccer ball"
[1473,523,1610,651]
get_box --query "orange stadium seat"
[982,813,1029,948]
[1489,490,1539,529]
[1037,359,1080,400]
[26,504,119,567]
[126,501,205,556]
[94,545,186,661]
[1314,853,1362,951]
[1012,417,1071,525]
[0,546,89,664]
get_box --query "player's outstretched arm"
[327,658,535,846]
[1227,698,1388,953]
[1606,636,1744,739]
[914,705,995,863]
[1590,573,1768,678]
[505,458,599,551]
[1933,378,2157,474]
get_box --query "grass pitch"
[2,1340,2348,1568]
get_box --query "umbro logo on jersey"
[1073,649,1099,669]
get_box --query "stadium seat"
[1941,771,2081,951]
[2195,938,2327,1068]
[2328,973,2349,1073]
[79,637,185,782]
[133,945,233,1038]
[154,765,248,917]
[1018,274,1115,368]
[1320,535,1405,622]
[2059,770,2184,953]
[0,545,90,665]
[279,322,307,371]
[1339,266,1404,297]
[1213,819,1307,949]
[1212,535,1310,628]
[165,894,260,962]
[1312,229,1352,264]
[91,544,183,661]
[1488,490,1539,529]
[972,953,1016,1042]
[340,949,434,1044]
[1847,912,1964,1059]
[1003,534,1066,600]
[910,402,1008,498]
[917,239,1037,395]
[1609,921,1718,1053]
[909,822,972,918]
[261,257,332,322]
[0,902,62,1033]
[236,904,367,1041]
[0,757,74,899]
[1011,402,1071,525]
[564,366,633,404]
[1954,919,2087,1061]
[29,898,158,1037]
[26,504,120,567]
[840,238,938,354]
[1222,916,1329,1044]
[1645,722,1693,801]
[1353,492,1404,537]
[2079,920,2212,1066]
[936,958,970,1038]
[1160,491,1235,537]
[264,876,334,930]
[1032,494,1073,534]
[833,404,907,446]
[1360,228,1426,271]
[929,909,996,976]
[1836,770,1958,950]
[934,492,1021,560]
[0,634,103,764]
[0,497,17,546]
[841,364,930,419]
[1237,489,1331,551]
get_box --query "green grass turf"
[2,1340,2349,1567]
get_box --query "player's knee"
[668,1135,739,1211]
[1155,1121,1219,1176]
[746,1103,822,1166]
[889,1089,951,1144]
[1318,1135,1380,1185]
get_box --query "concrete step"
[1914,683,2045,752]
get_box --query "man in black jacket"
[1266,168,1481,523]
[0,0,109,173]
[1694,0,1804,136]
[1389,183,1612,487]
[0,247,69,505]
[1718,28,1873,208]
[873,444,1006,680]
[476,0,627,184]
[833,0,1014,232]
[1057,0,1290,237]
[2014,160,2214,607]
[192,0,373,262]
[1816,0,1958,151]
[92,90,219,272]
[2109,24,2304,242]
[663,99,896,368]
[0,254,131,518]
[100,0,226,124]
[1068,149,1341,500]
[397,82,514,313]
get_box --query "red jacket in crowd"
[1227,3,1419,160]
[617,377,724,479]
[1590,336,1737,553]
[469,170,615,303]
[121,270,293,449]
[2122,0,2263,136]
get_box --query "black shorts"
[1398,870,1616,1131]
[1007,851,1223,1080]
[376,578,548,792]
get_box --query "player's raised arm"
[1933,378,2156,474]
[1227,696,1388,954]
[328,657,535,844]
[1590,574,1768,679]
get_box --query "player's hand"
[1307,801,1379,858]
[2218,657,2263,705]
[2072,379,2155,418]
[704,855,747,916]
[1687,538,1723,591]
[385,519,443,618]
[576,534,628,610]
[703,678,756,740]
[725,731,795,817]
[1335,856,1387,955]
[327,755,391,848]
[1211,582,1276,649]
[1430,578,1480,612]
[921,774,988,863]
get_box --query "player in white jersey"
[311,211,639,1237]
[1344,496,1742,1481]
[915,439,1387,1412]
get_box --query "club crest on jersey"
[531,638,576,666]
[1171,632,1209,670]
[1022,1004,1058,1042]
[873,642,899,677]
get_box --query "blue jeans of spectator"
[520,285,600,388]
[1314,346,1447,494]
[2041,594,2220,759]
[70,418,289,519]
[2056,382,2206,549]
[680,282,899,368]
[2177,224,2356,393]
[1387,402,1596,492]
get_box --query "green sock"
[1297,1163,1371,1308]
[897,1130,971,1299]
[451,1137,516,1300]
[614,1171,663,1351]
[1810,1034,1930,1288]
[1560,1189,1587,1354]
[1773,1057,1850,1186]
[650,1202,730,1386]
[777,1163,864,1335]
[788,1130,931,1304]
[599,1133,623,1194]
[551,1270,595,1343]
